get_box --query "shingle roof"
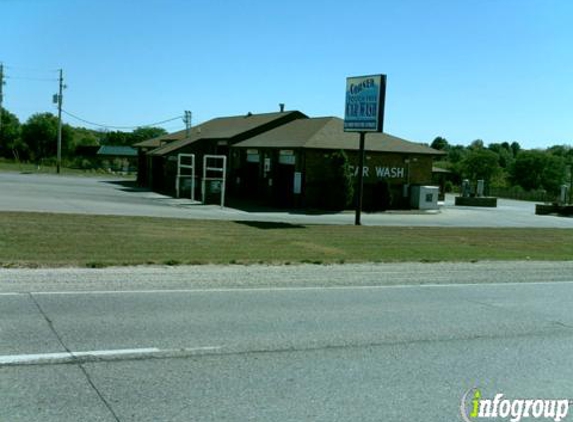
[97,145,138,157]
[133,134,183,149]
[146,111,307,156]
[233,117,445,155]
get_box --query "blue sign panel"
[344,74,386,132]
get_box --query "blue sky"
[1,0,572,148]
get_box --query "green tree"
[323,150,354,210]
[542,155,567,194]
[101,130,131,146]
[511,150,566,194]
[488,143,514,169]
[469,139,485,150]
[447,144,468,164]
[462,148,501,183]
[131,127,167,144]
[21,113,73,162]
[0,108,23,159]
[98,127,167,146]
[511,150,546,191]
[72,127,101,148]
[442,144,469,184]
[430,136,449,151]
[547,144,572,159]
[510,141,521,157]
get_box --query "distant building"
[97,145,138,173]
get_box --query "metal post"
[355,132,366,226]
[0,63,4,137]
[184,110,192,138]
[569,163,573,205]
[56,69,63,174]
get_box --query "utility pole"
[55,69,64,174]
[0,63,4,137]
[183,110,192,138]
[569,161,573,205]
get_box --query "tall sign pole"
[355,131,366,225]
[344,74,386,225]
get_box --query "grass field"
[0,160,131,177]
[0,212,571,268]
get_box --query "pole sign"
[344,74,386,132]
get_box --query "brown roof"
[133,134,185,149]
[233,117,445,155]
[147,111,307,156]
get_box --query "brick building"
[134,111,444,210]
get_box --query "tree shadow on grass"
[234,221,306,230]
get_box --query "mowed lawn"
[0,160,131,177]
[0,212,572,267]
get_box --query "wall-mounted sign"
[344,74,386,132]
[246,149,260,163]
[348,165,405,179]
[279,151,296,165]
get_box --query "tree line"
[0,108,166,164]
[1,107,571,197]
[431,137,572,197]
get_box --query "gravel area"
[1,261,572,293]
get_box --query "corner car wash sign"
[344,74,386,132]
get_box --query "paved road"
[1,263,573,421]
[1,172,572,227]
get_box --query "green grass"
[0,212,571,268]
[0,160,131,177]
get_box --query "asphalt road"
[2,262,573,421]
[1,172,572,227]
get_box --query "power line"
[61,109,184,130]
[5,75,59,82]
[2,62,187,132]
[3,64,59,73]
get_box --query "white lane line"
[23,280,573,295]
[0,346,222,366]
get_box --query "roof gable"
[233,117,445,155]
[147,111,307,156]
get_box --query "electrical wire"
[5,75,59,82]
[2,63,185,131]
[2,64,59,73]
[62,109,184,130]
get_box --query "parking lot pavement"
[0,172,572,227]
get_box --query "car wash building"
[133,111,306,195]
[134,110,444,210]
[230,116,444,210]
